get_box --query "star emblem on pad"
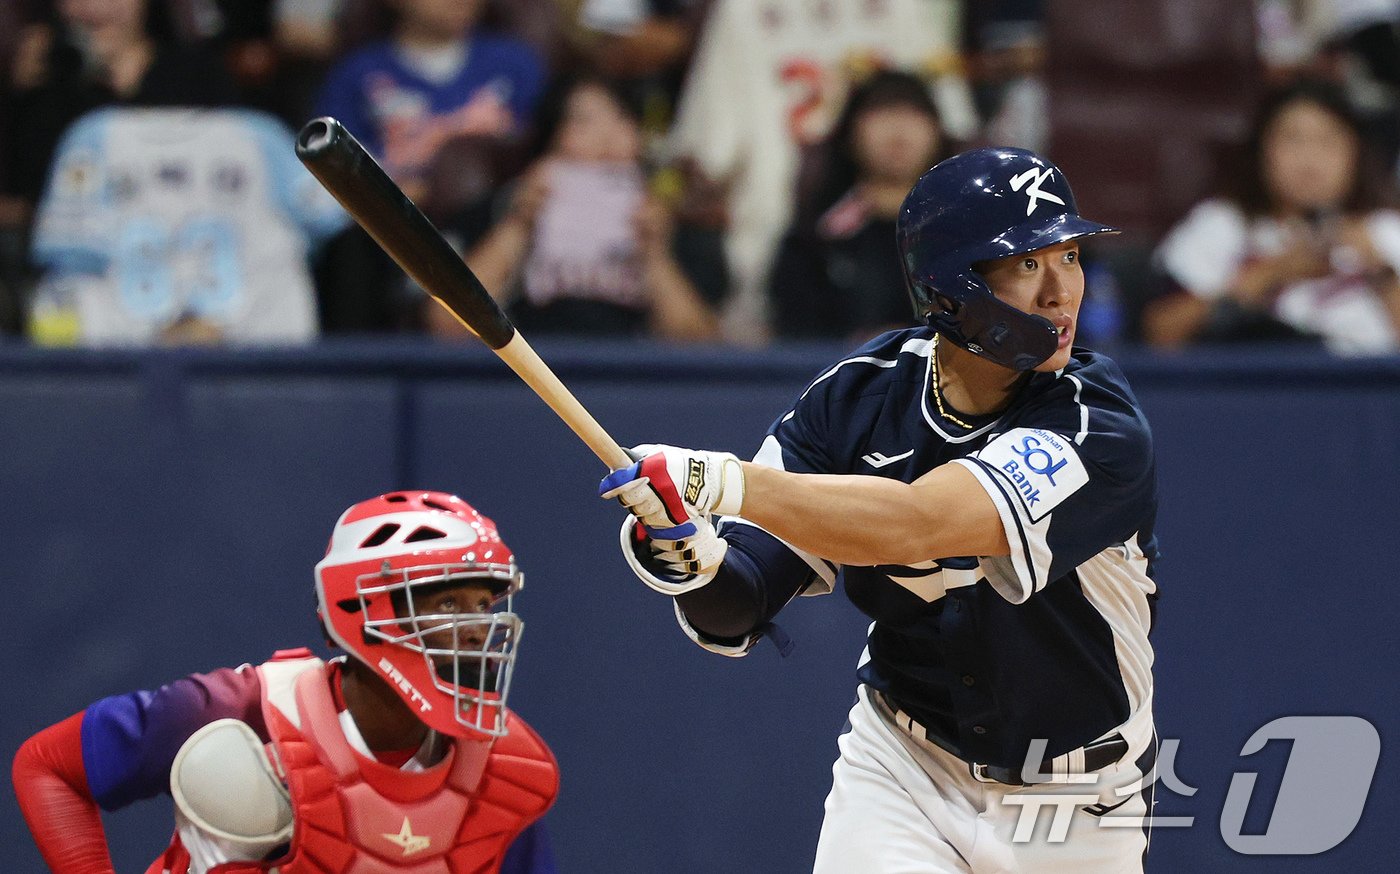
[382,817,431,856]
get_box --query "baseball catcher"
[13,491,559,874]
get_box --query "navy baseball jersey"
[706,327,1159,768]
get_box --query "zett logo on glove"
[685,459,706,506]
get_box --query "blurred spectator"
[962,0,1046,152]
[274,0,345,61]
[264,0,351,126]
[769,70,951,343]
[315,0,547,203]
[0,0,33,335]
[2,0,237,211]
[1257,0,1399,84]
[667,0,978,344]
[573,0,701,77]
[1257,0,1400,166]
[425,74,722,342]
[564,0,708,138]
[27,106,348,346]
[313,129,518,334]
[1145,79,1400,355]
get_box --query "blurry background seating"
[963,0,1049,153]
[564,0,710,142]
[1256,0,1400,166]
[4,0,238,212]
[1044,0,1261,344]
[2,0,240,340]
[314,129,523,334]
[313,0,548,204]
[0,0,35,335]
[0,0,1398,353]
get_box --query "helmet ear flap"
[927,272,1059,370]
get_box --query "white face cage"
[356,562,523,738]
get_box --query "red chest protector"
[155,652,559,874]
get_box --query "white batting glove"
[598,443,746,526]
[618,514,728,595]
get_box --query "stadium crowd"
[1,0,1398,353]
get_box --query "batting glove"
[618,513,728,595]
[598,444,746,526]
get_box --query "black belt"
[876,691,1129,786]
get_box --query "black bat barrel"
[295,117,516,349]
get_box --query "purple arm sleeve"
[81,666,265,811]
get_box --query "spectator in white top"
[1145,78,1400,354]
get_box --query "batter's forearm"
[738,462,1008,566]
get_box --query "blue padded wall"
[2,341,1395,872]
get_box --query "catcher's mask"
[315,491,523,739]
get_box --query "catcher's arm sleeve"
[12,711,117,874]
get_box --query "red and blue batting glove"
[616,514,728,594]
[600,445,745,594]
[599,444,745,530]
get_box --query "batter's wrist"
[714,456,746,516]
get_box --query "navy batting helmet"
[897,147,1118,370]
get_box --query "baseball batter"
[13,491,559,874]
[602,148,1159,871]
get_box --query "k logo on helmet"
[1009,168,1066,216]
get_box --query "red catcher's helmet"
[315,491,523,739]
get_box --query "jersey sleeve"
[315,51,376,154]
[244,110,349,246]
[1153,199,1248,300]
[670,367,848,656]
[736,369,846,594]
[666,0,748,179]
[31,111,113,276]
[12,711,117,874]
[80,666,265,811]
[952,374,1154,603]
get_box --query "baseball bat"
[295,117,632,471]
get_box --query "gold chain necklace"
[931,334,976,429]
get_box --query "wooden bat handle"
[496,334,632,470]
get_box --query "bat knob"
[296,117,342,158]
